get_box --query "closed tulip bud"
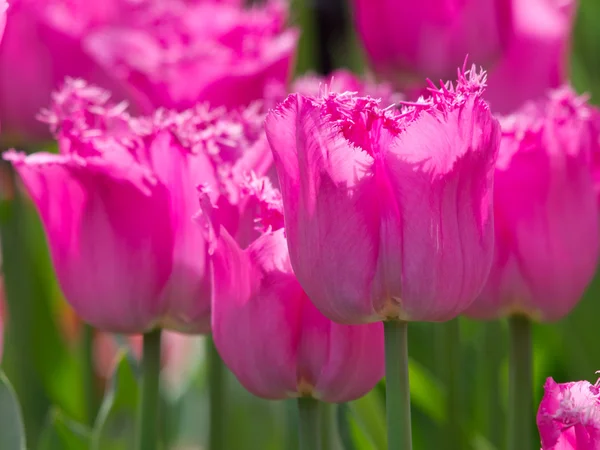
[208,179,384,401]
[465,88,599,321]
[537,376,600,449]
[265,66,500,324]
[5,79,268,334]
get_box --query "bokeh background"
[1,0,600,449]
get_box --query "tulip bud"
[265,66,500,324]
[208,179,384,402]
[465,88,600,321]
[5,79,268,334]
[537,376,600,449]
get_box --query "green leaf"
[38,409,91,450]
[91,351,139,450]
[0,370,27,450]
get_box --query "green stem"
[482,321,504,449]
[440,319,463,449]
[286,398,300,450]
[136,328,162,450]
[384,320,412,450]
[320,401,332,449]
[298,397,321,450]
[82,324,97,426]
[207,336,226,450]
[508,316,532,450]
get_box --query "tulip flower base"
[384,320,412,450]
[508,316,532,450]
[136,328,162,450]
[298,397,321,450]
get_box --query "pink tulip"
[5,79,267,334]
[265,66,500,324]
[537,376,600,449]
[351,0,575,113]
[0,0,136,143]
[351,0,510,83]
[84,0,298,113]
[465,88,599,321]
[485,0,576,113]
[207,179,384,401]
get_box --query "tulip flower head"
[84,0,298,112]
[465,88,600,322]
[265,66,500,324]
[206,178,385,402]
[5,79,267,334]
[537,376,600,449]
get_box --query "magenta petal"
[6,151,174,333]
[383,97,499,321]
[211,228,299,399]
[146,131,218,333]
[266,94,382,324]
[537,377,600,450]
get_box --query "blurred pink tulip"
[0,0,136,143]
[208,179,384,401]
[5,79,267,334]
[351,0,575,113]
[84,0,298,113]
[465,88,599,321]
[537,376,600,449]
[265,66,500,324]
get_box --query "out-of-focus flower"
[265,66,500,324]
[485,0,576,113]
[537,376,600,449]
[0,0,136,143]
[207,179,384,402]
[84,0,298,113]
[350,0,575,113]
[5,79,268,334]
[352,0,509,82]
[465,88,599,321]
[0,0,296,144]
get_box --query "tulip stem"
[440,319,463,449]
[207,336,226,450]
[384,320,412,450]
[136,328,162,450]
[508,315,532,450]
[298,397,321,450]
[82,324,97,426]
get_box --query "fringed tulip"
[5,79,267,334]
[207,178,384,401]
[265,66,500,324]
[537,376,600,449]
[465,88,599,321]
[84,0,298,112]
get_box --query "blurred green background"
[1,0,600,449]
